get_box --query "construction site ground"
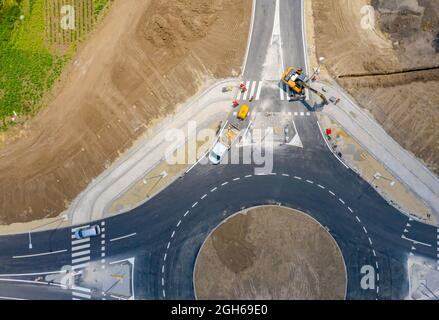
[318,113,435,225]
[0,0,252,225]
[107,120,223,216]
[306,0,439,176]
[194,206,347,300]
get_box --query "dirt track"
[194,206,347,300]
[0,0,251,224]
[311,0,439,174]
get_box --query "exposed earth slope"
[0,0,251,224]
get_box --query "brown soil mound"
[194,206,347,300]
[0,0,251,224]
[311,0,439,175]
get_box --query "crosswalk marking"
[280,83,285,101]
[72,243,90,251]
[242,81,251,101]
[237,81,263,102]
[71,238,89,245]
[72,250,90,258]
[72,256,91,264]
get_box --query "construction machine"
[282,67,329,105]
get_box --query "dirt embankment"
[311,0,439,174]
[0,0,251,224]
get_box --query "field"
[0,0,111,129]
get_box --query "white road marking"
[401,235,432,247]
[249,81,257,99]
[221,182,229,186]
[71,238,89,246]
[192,202,198,208]
[72,292,91,299]
[109,233,137,242]
[201,194,207,200]
[373,249,377,257]
[0,270,67,277]
[167,242,171,250]
[329,190,335,196]
[177,220,182,228]
[13,249,67,259]
[368,238,373,245]
[356,216,361,223]
[72,244,90,252]
[72,250,90,258]
[162,265,165,273]
[72,286,91,293]
[0,296,26,300]
[233,177,241,181]
[363,227,368,234]
[282,174,290,177]
[318,184,325,189]
[171,231,175,238]
[280,84,285,101]
[256,81,263,100]
[242,81,251,100]
[210,187,217,192]
[348,207,354,213]
[294,176,302,180]
[306,180,314,184]
[184,210,189,217]
[339,198,345,205]
[164,254,167,262]
[72,256,90,264]
[245,175,252,178]
[72,263,90,270]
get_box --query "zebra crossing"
[237,81,263,102]
[70,221,106,300]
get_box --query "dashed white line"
[221,182,228,186]
[163,254,167,262]
[339,198,345,205]
[282,174,290,177]
[233,177,241,181]
[171,231,175,238]
[192,202,198,208]
[356,216,361,223]
[177,220,182,228]
[373,249,377,257]
[162,265,165,273]
[368,238,373,246]
[184,210,189,217]
[210,187,217,192]
[306,180,314,184]
[348,207,354,213]
[167,242,171,250]
[329,190,336,196]
[318,184,325,189]
[201,194,207,200]
[245,175,252,178]
[162,278,164,286]
[294,176,302,180]
[363,227,368,234]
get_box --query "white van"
[209,142,228,165]
[74,225,101,240]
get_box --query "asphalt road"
[0,0,437,300]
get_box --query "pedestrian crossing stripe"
[237,81,263,101]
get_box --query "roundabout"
[194,205,347,300]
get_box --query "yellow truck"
[237,104,249,121]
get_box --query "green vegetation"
[0,0,111,130]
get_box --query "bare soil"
[0,0,251,224]
[311,0,439,175]
[194,206,347,300]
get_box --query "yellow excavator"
[282,67,328,105]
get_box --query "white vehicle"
[74,225,101,239]
[209,142,229,165]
